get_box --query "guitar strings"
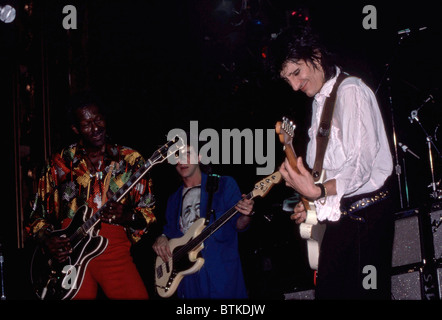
[156,193,254,276]
[155,174,280,289]
[156,207,241,274]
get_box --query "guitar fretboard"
[172,192,253,261]
[69,138,181,244]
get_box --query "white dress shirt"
[306,68,393,221]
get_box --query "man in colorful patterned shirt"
[28,91,155,299]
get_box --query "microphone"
[408,94,434,123]
[421,94,434,105]
[399,142,420,159]
[397,26,428,36]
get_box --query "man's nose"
[91,120,103,131]
[289,79,301,91]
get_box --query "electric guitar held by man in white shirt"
[276,117,325,270]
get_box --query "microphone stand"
[389,77,404,208]
[409,110,441,199]
[375,28,429,208]
[375,36,404,208]
[402,157,410,208]
[0,243,5,300]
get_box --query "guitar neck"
[284,140,311,209]
[82,151,163,233]
[200,191,253,241]
[276,118,311,209]
[68,137,184,244]
[285,142,301,174]
[174,192,254,259]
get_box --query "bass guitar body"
[154,172,282,298]
[155,218,206,298]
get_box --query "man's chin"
[84,138,106,149]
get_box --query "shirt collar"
[314,67,341,105]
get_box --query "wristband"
[315,183,327,205]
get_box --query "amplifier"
[391,270,422,300]
[283,289,315,300]
[392,210,422,268]
[430,210,442,260]
[391,266,441,300]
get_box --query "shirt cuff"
[315,195,342,222]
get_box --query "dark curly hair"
[267,25,338,82]
[66,90,107,128]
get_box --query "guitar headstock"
[275,116,300,173]
[155,135,186,163]
[251,172,282,199]
[275,116,296,146]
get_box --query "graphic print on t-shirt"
[180,185,201,234]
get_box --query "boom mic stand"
[375,26,429,209]
[375,37,405,208]
[409,105,441,199]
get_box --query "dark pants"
[315,193,395,300]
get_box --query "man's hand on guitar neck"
[279,157,322,200]
[280,157,337,220]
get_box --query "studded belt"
[341,190,390,222]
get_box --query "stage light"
[0,5,16,23]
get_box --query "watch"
[315,183,326,200]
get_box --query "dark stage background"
[0,0,441,300]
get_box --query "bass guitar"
[30,136,185,300]
[155,171,282,298]
[275,117,326,270]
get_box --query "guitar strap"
[312,73,348,182]
[205,173,220,224]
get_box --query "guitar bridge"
[158,272,177,293]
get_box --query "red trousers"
[62,220,149,300]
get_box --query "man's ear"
[71,124,79,135]
[312,49,322,66]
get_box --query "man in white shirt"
[270,26,395,299]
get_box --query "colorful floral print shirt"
[28,142,156,243]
